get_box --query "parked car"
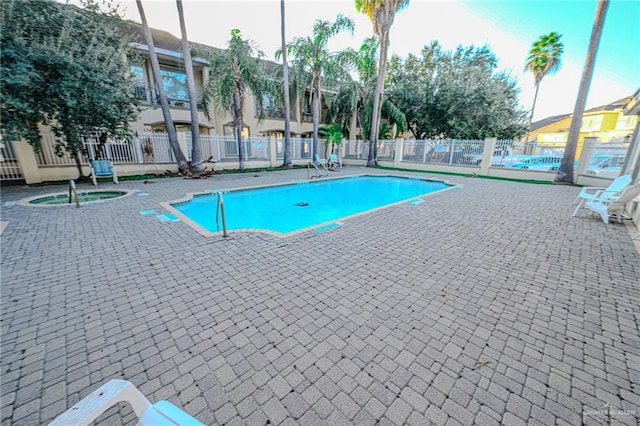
[586,155,625,178]
[507,156,563,171]
[465,148,525,166]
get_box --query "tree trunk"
[524,82,540,145]
[555,0,609,184]
[74,151,85,179]
[176,0,202,175]
[368,28,390,167]
[312,82,320,160]
[135,0,187,174]
[280,0,292,168]
[233,88,244,170]
[95,131,108,159]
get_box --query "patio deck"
[1,167,638,425]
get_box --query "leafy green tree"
[278,14,355,161]
[355,0,409,166]
[386,41,527,139]
[525,32,564,140]
[200,29,276,170]
[1,0,140,177]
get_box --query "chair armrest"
[577,186,606,197]
[49,380,151,426]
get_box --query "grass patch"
[374,165,556,185]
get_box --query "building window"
[615,114,637,130]
[160,69,188,101]
[131,65,145,83]
[580,115,603,132]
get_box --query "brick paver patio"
[1,167,638,425]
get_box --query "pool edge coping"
[17,188,135,207]
[160,173,460,238]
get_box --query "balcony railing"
[134,84,204,110]
[257,106,297,121]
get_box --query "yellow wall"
[532,109,635,158]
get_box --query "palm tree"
[556,0,609,184]
[280,0,292,168]
[319,123,344,158]
[135,0,188,174]
[356,0,410,166]
[328,38,407,147]
[524,32,564,140]
[201,29,275,170]
[278,14,355,161]
[176,0,203,175]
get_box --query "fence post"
[393,138,404,168]
[480,137,497,176]
[13,140,42,184]
[177,132,190,161]
[422,140,428,163]
[269,135,277,168]
[448,140,456,165]
[134,137,144,164]
[576,137,597,177]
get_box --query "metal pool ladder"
[68,180,80,208]
[215,192,228,237]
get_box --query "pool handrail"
[216,192,228,237]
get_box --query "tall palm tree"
[525,32,564,140]
[135,0,187,174]
[556,0,609,184]
[176,0,203,175]
[328,37,406,142]
[280,0,292,168]
[356,0,409,166]
[278,14,355,161]
[201,29,275,170]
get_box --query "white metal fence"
[35,131,276,166]
[584,143,629,178]
[401,139,487,165]
[0,139,23,181]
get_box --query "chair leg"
[599,211,609,224]
[571,199,584,217]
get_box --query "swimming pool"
[166,175,453,236]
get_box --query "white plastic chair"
[90,159,118,186]
[585,184,640,224]
[49,380,204,426]
[572,174,631,216]
[329,153,342,169]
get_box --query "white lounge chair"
[329,153,342,169]
[585,183,640,224]
[49,379,204,426]
[572,174,631,216]
[90,159,118,186]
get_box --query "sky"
[117,0,640,123]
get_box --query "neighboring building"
[529,96,638,157]
[119,20,343,139]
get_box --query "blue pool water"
[172,175,451,234]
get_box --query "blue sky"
[120,0,640,122]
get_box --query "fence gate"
[0,139,24,182]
